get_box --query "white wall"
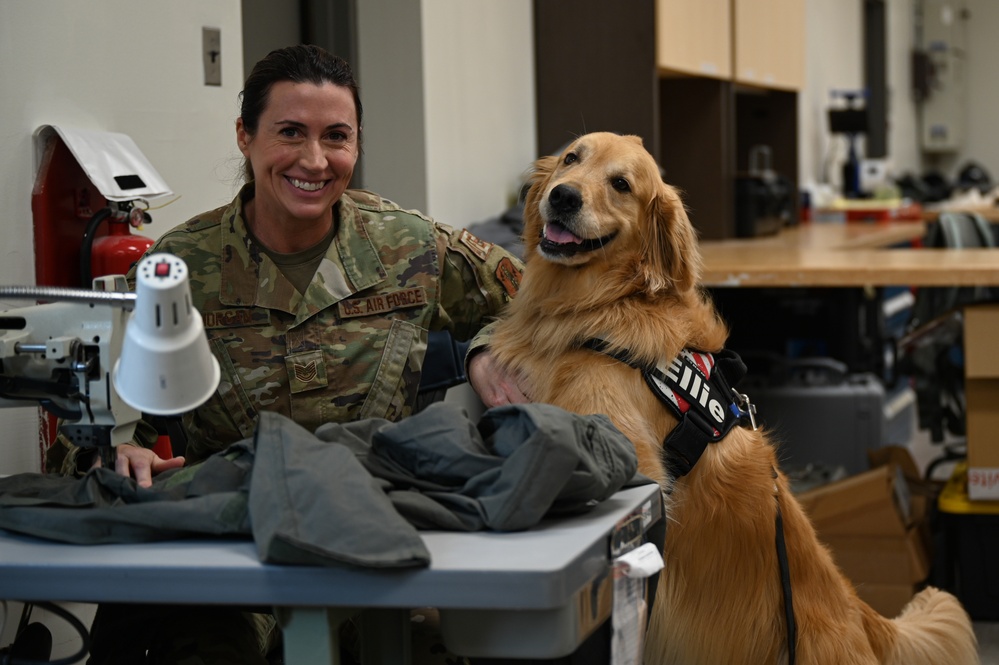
[887,0,920,177]
[950,0,999,179]
[356,0,429,212]
[421,0,536,226]
[0,1,244,474]
[358,0,536,227]
[799,0,864,190]
[801,0,999,190]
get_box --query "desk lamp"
[112,253,219,415]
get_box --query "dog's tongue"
[544,223,583,244]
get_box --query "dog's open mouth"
[539,222,617,257]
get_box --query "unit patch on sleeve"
[495,256,522,298]
[338,287,428,319]
[457,228,494,261]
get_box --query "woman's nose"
[300,139,326,170]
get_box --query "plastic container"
[936,462,999,620]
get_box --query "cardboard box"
[796,457,931,617]
[854,582,925,619]
[796,463,914,537]
[964,305,999,500]
[820,529,930,586]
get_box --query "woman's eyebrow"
[274,119,354,133]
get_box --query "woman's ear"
[235,118,251,156]
[641,183,702,295]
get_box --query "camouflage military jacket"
[138,184,522,463]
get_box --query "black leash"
[773,470,797,665]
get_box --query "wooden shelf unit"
[534,0,803,240]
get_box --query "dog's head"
[523,132,701,295]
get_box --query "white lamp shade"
[112,253,220,416]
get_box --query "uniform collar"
[220,184,386,323]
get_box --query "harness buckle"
[731,388,758,431]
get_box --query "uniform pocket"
[208,336,259,440]
[358,319,427,421]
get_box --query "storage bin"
[936,462,999,620]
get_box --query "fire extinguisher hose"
[79,207,112,288]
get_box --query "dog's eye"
[563,152,578,165]
[612,177,631,193]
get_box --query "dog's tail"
[872,586,979,665]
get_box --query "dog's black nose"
[548,184,582,215]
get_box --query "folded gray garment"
[0,449,254,544]
[0,403,640,568]
[328,402,639,531]
[249,411,430,568]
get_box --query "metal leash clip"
[731,388,758,431]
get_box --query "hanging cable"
[0,601,90,665]
[78,207,112,288]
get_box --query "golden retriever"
[489,132,978,664]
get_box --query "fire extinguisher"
[79,200,154,287]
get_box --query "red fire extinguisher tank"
[91,215,155,281]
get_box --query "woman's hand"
[94,445,185,488]
[468,350,530,408]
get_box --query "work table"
[700,221,999,287]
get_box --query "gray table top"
[0,483,660,611]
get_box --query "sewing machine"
[0,254,218,464]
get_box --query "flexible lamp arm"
[0,286,136,309]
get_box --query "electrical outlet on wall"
[203,27,221,86]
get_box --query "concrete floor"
[977,621,999,665]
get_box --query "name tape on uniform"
[338,287,428,319]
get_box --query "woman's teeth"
[289,178,326,192]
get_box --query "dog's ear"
[641,182,702,294]
[521,154,559,253]
[526,154,558,204]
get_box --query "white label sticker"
[616,543,665,579]
[612,565,645,665]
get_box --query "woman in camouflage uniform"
[86,44,526,665]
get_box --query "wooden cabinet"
[734,0,805,90]
[656,0,731,79]
[534,0,804,240]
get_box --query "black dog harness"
[581,338,797,664]
[580,339,753,477]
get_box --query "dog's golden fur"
[490,132,978,664]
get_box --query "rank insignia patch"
[286,350,328,393]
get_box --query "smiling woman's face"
[236,80,359,231]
